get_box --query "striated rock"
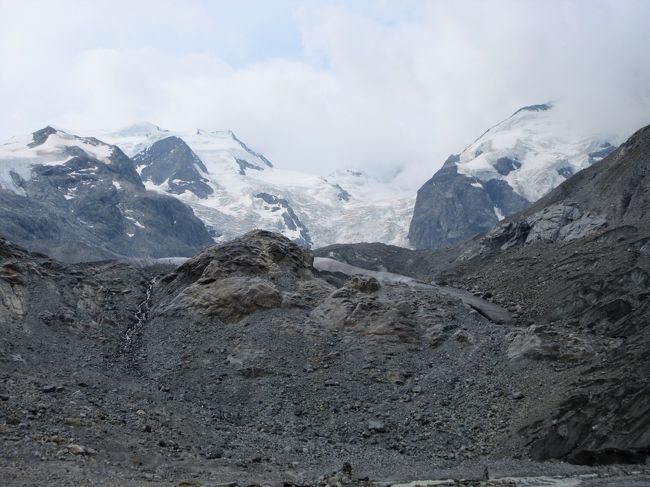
[482,204,607,252]
[345,275,381,294]
[164,276,283,323]
[311,283,453,344]
[506,325,594,362]
[154,230,315,323]
[282,279,335,308]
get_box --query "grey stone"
[367,420,386,432]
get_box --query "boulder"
[164,276,283,323]
[506,325,594,362]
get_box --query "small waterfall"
[123,278,155,352]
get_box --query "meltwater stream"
[123,277,155,352]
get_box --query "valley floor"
[1,455,650,486]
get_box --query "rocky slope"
[5,229,647,485]
[0,127,213,261]
[408,103,618,249]
[439,124,650,465]
[328,125,650,466]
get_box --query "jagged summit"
[29,125,59,146]
[133,136,213,199]
[512,102,552,116]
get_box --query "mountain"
[94,123,414,248]
[0,126,213,261]
[436,124,650,464]
[315,123,650,466]
[2,125,650,483]
[408,103,618,249]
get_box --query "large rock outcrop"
[408,156,529,249]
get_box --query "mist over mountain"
[3,2,650,188]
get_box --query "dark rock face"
[408,159,529,249]
[0,129,214,262]
[255,192,313,247]
[512,103,553,115]
[235,157,264,176]
[494,157,522,176]
[133,136,213,198]
[333,183,351,201]
[231,132,274,168]
[557,166,574,178]
[27,125,59,148]
[483,179,530,215]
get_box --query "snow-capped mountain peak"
[1,126,116,164]
[88,124,414,247]
[0,126,128,195]
[408,102,620,249]
[456,102,617,202]
[0,123,216,262]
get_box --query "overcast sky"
[1,0,649,188]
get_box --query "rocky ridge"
[441,125,650,465]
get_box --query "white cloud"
[1,0,649,189]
